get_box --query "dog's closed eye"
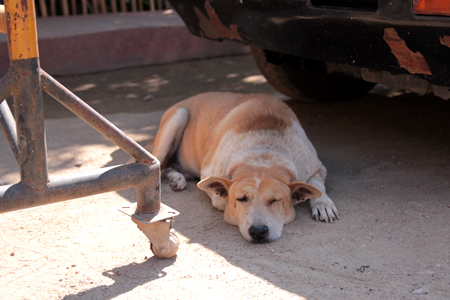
[236,196,248,202]
[269,199,281,205]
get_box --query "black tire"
[250,46,376,102]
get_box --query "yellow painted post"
[4,0,39,61]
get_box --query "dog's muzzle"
[249,225,269,242]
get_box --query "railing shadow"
[62,255,176,300]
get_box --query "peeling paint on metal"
[20,0,28,10]
[194,1,243,41]
[383,28,432,75]
[439,36,450,48]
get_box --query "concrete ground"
[1,54,450,299]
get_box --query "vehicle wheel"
[250,46,376,102]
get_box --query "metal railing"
[0,0,179,259]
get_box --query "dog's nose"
[249,225,269,242]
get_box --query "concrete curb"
[0,11,249,76]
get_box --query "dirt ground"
[1,55,450,300]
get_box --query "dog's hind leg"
[152,107,190,191]
[161,162,196,191]
[152,107,189,167]
[143,138,155,153]
[162,168,187,191]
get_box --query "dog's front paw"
[310,197,340,223]
[166,171,187,191]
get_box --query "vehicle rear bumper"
[170,0,450,87]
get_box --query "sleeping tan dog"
[143,92,339,243]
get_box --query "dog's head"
[198,174,321,243]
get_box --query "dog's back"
[167,93,303,175]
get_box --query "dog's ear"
[288,181,322,202]
[197,177,232,198]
